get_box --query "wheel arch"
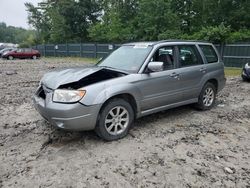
[98,93,138,119]
[206,78,218,93]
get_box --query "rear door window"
[178,45,203,67]
[24,49,31,52]
[199,45,218,63]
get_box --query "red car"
[2,48,41,60]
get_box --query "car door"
[24,49,31,58]
[14,49,23,58]
[176,45,206,100]
[137,46,183,112]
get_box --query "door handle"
[170,72,180,78]
[200,67,207,73]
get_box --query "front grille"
[36,84,53,100]
[36,86,46,99]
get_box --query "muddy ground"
[0,58,249,188]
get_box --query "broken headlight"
[53,89,86,103]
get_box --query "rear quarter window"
[199,45,218,63]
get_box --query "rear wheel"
[196,83,216,110]
[8,56,14,60]
[95,98,134,141]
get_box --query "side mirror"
[147,61,164,72]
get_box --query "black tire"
[242,75,248,82]
[196,82,216,110]
[8,56,14,60]
[95,98,134,141]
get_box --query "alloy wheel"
[203,87,214,107]
[104,106,129,136]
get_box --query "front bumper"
[33,94,102,131]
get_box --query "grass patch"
[225,67,242,77]
[42,56,98,64]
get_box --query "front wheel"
[32,55,37,60]
[196,83,216,110]
[95,98,134,141]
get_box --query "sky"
[0,0,41,29]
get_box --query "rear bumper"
[33,95,101,131]
[218,77,226,92]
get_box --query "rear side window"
[178,45,203,67]
[24,49,31,52]
[199,45,218,63]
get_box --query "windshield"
[98,45,152,73]
[0,49,9,53]
[0,48,14,53]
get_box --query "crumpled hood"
[41,66,103,89]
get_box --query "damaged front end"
[41,66,127,90]
[33,66,128,131]
[36,67,127,102]
[57,68,127,90]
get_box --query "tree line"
[0,22,36,47]
[10,0,250,46]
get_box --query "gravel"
[0,58,250,187]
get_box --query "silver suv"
[33,40,226,140]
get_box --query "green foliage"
[0,22,36,46]
[133,0,180,41]
[89,0,138,42]
[180,25,250,44]
[158,30,183,40]
[89,0,180,42]
[24,0,250,44]
[25,2,50,43]
[26,0,100,43]
[171,0,250,32]
[228,30,250,42]
[191,24,231,43]
[19,34,37,48]
[88,11,135,42]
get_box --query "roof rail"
[154,39,210,45]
